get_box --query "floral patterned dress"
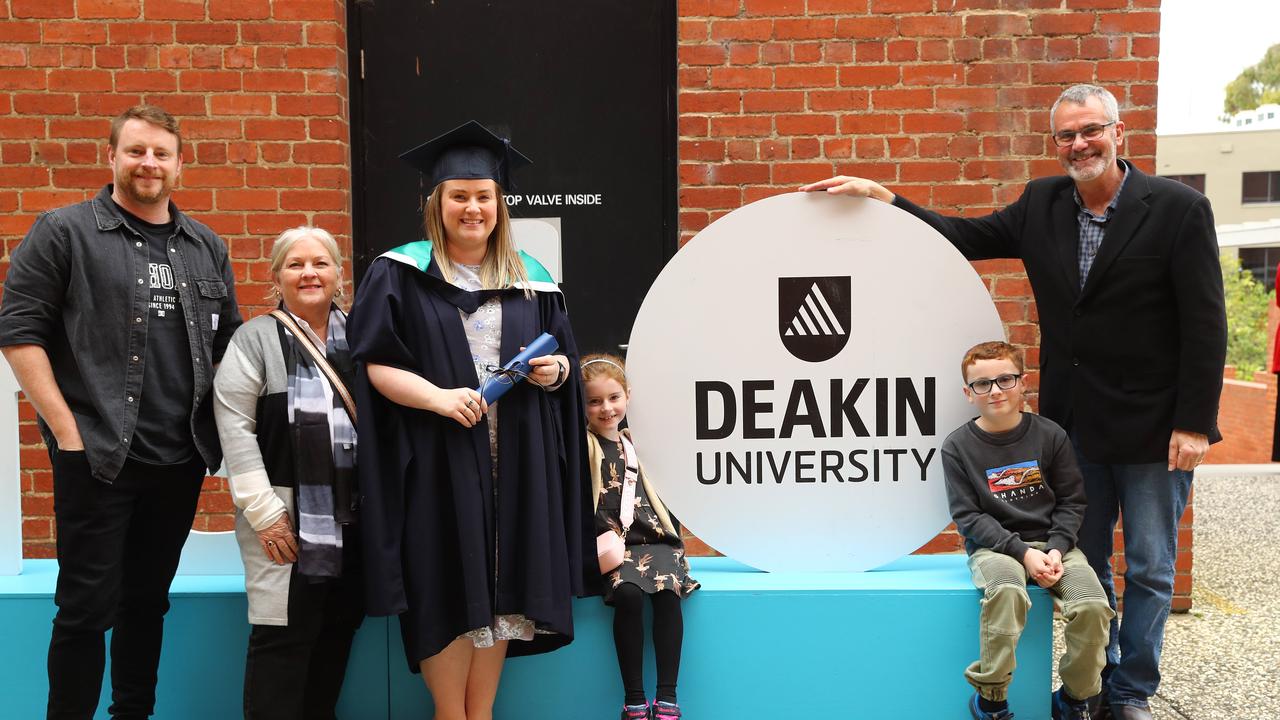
[593,432,699,603]
[453,262,540,647]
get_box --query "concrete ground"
[1053,465,1280,720]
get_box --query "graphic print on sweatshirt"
[985,460,1045,501]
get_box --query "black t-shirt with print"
[117,203,196,464]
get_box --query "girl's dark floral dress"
[592,432,699,603]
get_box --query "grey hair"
[267,225,345,300]
[1050,84,1120,132]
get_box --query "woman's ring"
[467,399,477,409]
[267,540,275,546]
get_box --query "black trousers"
[46,451,206,720]
[243,543,364,720]
[612,584,683,706]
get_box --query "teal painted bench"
[0,555,1053,719]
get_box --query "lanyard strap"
[618,434,640,530]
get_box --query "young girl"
[582,354,699,720]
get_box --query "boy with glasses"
[943,341,1113,720]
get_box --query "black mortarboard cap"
[399,120,532,190]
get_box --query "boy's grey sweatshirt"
[940,412,1087,561]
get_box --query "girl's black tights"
[612,583,683,706]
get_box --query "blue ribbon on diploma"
[478,332,559,405]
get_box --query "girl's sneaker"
[621,702,649,720]
[650,700,682,719]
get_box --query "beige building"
[1157,127,1280,225]
[1157,125,1280,290]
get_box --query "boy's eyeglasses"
[1051,121,1116,147]
[967,373,1022,395]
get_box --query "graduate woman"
[348,121,596,720]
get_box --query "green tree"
[1223,43,1280,116]
[1220,253,1272,380]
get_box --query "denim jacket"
[0,185,243,482]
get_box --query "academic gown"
[348,241,598,669]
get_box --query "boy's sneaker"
[621,702,649,720]
[650,700,682,719]
[1051,689,1092,720]
[969,692,1015,719]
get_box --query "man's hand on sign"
[798,176,895,203]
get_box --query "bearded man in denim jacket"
[0,105,242,720]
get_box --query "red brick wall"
[0,0,352,557]
[1207,368,1276,464]
[4,0,1183,604]
[674,0,1187,606]
[676,0,1161,397]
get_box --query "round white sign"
[625,192,1005,572]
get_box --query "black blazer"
[894,161,1226,464]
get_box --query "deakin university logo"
[778,276,851,363]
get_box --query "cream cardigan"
[586,429,678,537]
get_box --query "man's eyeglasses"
[967,373,1021,395]
[1051,121,1116,147]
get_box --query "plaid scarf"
[280,304,357,579]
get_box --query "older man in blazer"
[803,84,1226,720]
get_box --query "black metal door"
[348,0,678,355]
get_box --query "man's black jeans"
[46,449,205,720]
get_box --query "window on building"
[1242,171,1280,203]
[1161,174,1206,194]
[1239,247,1280,293]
